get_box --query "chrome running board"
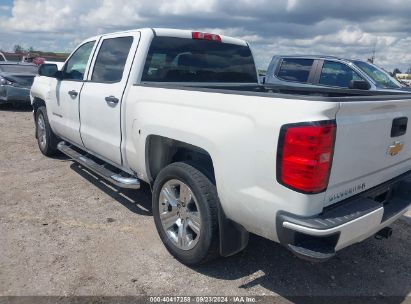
[57,141,140,189]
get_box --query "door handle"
[68,90,78,97]
[105,96,119,104]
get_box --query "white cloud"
[286,0,298,11]
[0,5,10,11]
[159,0,217,15]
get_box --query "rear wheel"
[152,162,219,265]
[35,106,59,156]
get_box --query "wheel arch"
[32,97,46,113]
[32,98,46,139]
[145,135,215,184]
[145,134,249,257]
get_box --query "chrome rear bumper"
[276,172,411,262]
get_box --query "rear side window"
[141,36,257,83]
[319,61,363,88]
[91,36,133,83]
[277,58,314,83]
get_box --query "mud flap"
[218,204,249,257]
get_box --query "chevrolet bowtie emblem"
[388,141,404,156]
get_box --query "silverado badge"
[388,141,404,156]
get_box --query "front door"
[50,39,97,146]
[79,33,140,166]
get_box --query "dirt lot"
[1,105,411,301]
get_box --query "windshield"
[353,61,402,89]
[142,36,257,83]
[0,64,38,74]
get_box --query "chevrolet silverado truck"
[31,28,411,265]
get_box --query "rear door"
[275,58,319,85]
[79,32,140,166]
[325,96,411,206]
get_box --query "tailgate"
[325,97,411,206]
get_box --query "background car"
[0,62,38,107]
[264,55,411,93]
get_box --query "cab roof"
[96,28,248,46]
[271,54,365,64]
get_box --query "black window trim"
[315,59,368,89]
[274,57,318,84]
[60,39,98,82]
[88,35,135,84]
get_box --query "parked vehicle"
[0,62,37,106]
[22,54,45,66]
[265,55,411,93]
[0,52,6,62]
[31,28,411,265]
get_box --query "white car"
[30,28,411,265]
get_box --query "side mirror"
[38,63,59,78]
[349,80,370,90]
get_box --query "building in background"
[396,73,411,87]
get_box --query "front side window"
[276,58,314,83]
[91,36,133,83]
[319,61,363,88]
[141,36,257,83]
[353,60,402,89]
[63,41,95,80]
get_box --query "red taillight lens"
[277,121,336,194]
[192,31,222,42]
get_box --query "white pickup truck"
[31,28,411,265]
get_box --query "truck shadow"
[70,163,152,216]
[68,159,410,302]
[193,216,411,302]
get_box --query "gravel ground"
[0,105,411,301]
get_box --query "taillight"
[277,121,336,194]
[192,31,222,42]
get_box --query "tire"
[152,162,220,265]
[35,106,59,156]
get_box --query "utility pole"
[368,42,376,63]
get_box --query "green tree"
[13,44,24,53]
[392,68,402,76]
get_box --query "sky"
[0,0,410,72]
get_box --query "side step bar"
[57,142,140,189]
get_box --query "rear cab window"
[319,60,363,88]
[276,58,314,83]
[141,36,257,83]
